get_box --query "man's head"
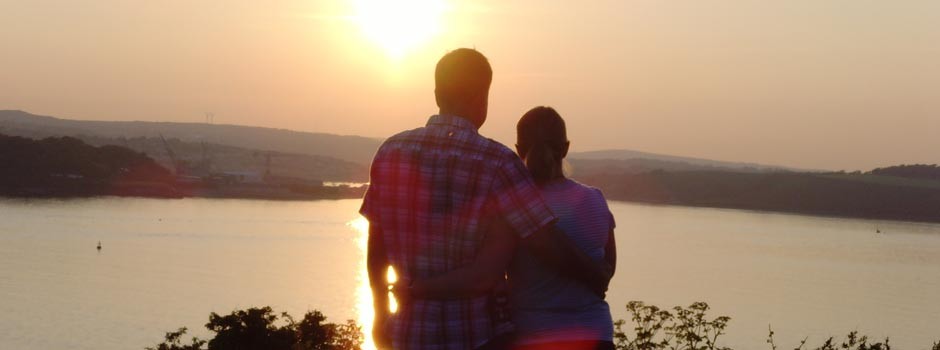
[435,48,492,128]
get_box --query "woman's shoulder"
[565,179,609,202]
[564,179,615,228]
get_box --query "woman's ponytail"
[517,107,568,185]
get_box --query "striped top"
[509,179,615,345]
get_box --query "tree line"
[0,134,175,196]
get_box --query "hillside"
[0,134,176,197]
[3,111,810,176]
[574,169,940,224]
[0,110,383,165]
[569,149,803,173]
[78,135,369,182]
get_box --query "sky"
[1,0,938,171]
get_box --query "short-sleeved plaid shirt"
[360,114,557,350]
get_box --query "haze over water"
[2,0,939,170]
[1,197,938,350]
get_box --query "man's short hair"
[435,48,493,105]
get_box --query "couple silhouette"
[361,48,617,350]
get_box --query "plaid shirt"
[360,114,557,350]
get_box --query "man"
[361,48,610,350]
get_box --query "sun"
[352,0,447,58]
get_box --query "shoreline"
[4,190,939,226]
[0,183,367,202]
[607,197,940,226]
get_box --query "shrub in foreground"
[146,306,362,350]
[613,301,937,350]
[149,303,938,350]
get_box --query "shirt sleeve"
[359,149,384,222]
[595,187,616,230]
[489,153,557,239]
[359,182,379,222]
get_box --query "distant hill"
[569,149,802,174]
[78,135,369,182]
[575,169,940,224]
[2,110,803,179]
[0,134,176,197]
[0,110,383,165]
[869,164,940,181]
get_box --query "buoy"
[97,241,102,250]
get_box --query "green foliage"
[614,301,730,350]
[615,302,937,350]
[768,329,890,350]
[294,311,364,350]
[145,328,206,350]
[147,307,362,350]
[150,302,938,350]
[205,307,296,350]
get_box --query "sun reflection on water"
[349,216,377,350]
[350,216,399,350]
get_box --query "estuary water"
[0,197,938,349]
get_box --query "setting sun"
[352,0,447,58]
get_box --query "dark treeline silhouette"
[149,304,939,350]
[575,169,940,224]
[146,307,362,350]
[0,134,177,197]
[0,133,368,200]
[869,164,940,181]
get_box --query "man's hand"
[589,261,614,298]
[523,224,613,299]
[390,277,412,306]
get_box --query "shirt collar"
[426,114,479,133]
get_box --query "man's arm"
[367,222,392,349]
[400,217,518,300]
[523,224,613,297]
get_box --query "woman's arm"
[397,217,518,300]
[605,228,617,277]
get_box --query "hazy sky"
[2,0,938,170]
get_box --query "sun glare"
[351,215,400,350]
[351,216,377,350]
[352,0,447,58]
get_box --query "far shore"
[0,181,367,202]
[5,184,940,226]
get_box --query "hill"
[569,149,804,174]
[0,134,176,197]
[0,110,383,165]
[78,135,369,182]
[4,110,808,175]
[574,169,940,224]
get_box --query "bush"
[613,301,730,350]
[614,301,936,350]
[147,307,362,350]
[150,302,938,350]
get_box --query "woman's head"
[516,106,570,184]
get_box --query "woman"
[395,106,617,350]
[505,106,617,350]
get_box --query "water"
[1,198,938,349]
